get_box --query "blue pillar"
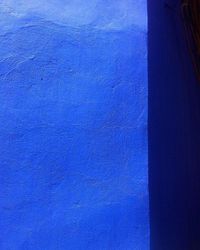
[0,1,149,249]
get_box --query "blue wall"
[0,1,149,249]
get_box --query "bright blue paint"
[0,1,148,249]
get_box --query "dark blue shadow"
[148,0,200,249]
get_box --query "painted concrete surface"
[0,1,148,249]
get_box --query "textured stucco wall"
[0,1,148,249]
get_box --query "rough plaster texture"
[0,1,148,249]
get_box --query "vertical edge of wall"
[148,0,200,249]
